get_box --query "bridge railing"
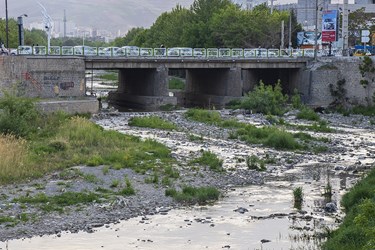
[15,45,345,58]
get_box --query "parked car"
[118,46,140,56]
[167,47,193,57]
[99,47,120,56]
[17,46,33,55]
[73,46,97,56]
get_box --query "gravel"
[0,109,374,242]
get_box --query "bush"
[190,151,224,172]
[168,77,185,90]
[185,109,222,124]
[0,93,41,138]
[165,186,220,204]
[240,80,288,115]
[296,106,320,121]
[128,116,177,130]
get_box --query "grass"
[118,177,135,196]
[323,168,375,250]
[190,151,224,172]
[128,116,177,130]
[296,106,320,121]
[185,109,222,125]
[0,103,174,184]
[245,155,266,171]
[168,77,185,90]
[14,192,103,212]
[165,186,220,204]
[293,187,303,209]
[236,125,301,150]
[97,72,118,82]
[0,134,29,183]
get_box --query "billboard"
[322,10,338,43]
[297,31,322,46]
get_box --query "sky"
[0,0,360,34]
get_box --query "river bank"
[0,109,374,248]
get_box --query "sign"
[296,31,322,46]
[322,10,338,43]
[361,29,370,43]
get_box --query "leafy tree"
[0,18,19,48]
[112,27,145,47]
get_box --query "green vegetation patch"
[97,72,118,82]
[190,151,224,172]
[168,77,185,90]
[0,94,174,184]
[240,81,289,116]
[185,109,222,125]
[323,168,375,250]
[165,186,220,204]
[296,107,320,121]
[128,116,177,130]
[236,125,301,150]
[14,192,102,212]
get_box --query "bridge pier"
[185,68,242,108]
[108,67,177,110]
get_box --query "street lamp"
[17,14,28,46]
[5,0,9,49]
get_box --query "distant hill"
[3,0,194,35]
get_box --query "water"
[1,164,360,250]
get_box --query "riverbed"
[0,110,374,250]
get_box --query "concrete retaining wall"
[0,56,86,98]
[302,57,375,107]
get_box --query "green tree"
[112,27,145,47]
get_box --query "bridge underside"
[108,67,304,110]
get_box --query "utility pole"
[5,0,9,49]
[281,20,284,49]
[63,9,67,38]
[342,0,349,55]
[314,0,318,61]
[289,10,292,49]
[270,0,274,14]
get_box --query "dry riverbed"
[0,109,374,248]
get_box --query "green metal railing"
[16,45,322,58]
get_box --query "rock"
[261,239,271,243]
[325,202,338,213]
[234,207,249,214]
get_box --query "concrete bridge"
[84,56,310,109]
[1,55,371,112]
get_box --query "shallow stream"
[1,163,361,250]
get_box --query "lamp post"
[17,14,28,46]
[5,0,9,49]
[314,0,319,61]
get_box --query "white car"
[119,46,140,56]
[167,47,193,57]
[17,46,33,55]
[73,46,97,56]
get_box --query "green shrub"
[0,93,41,138]
[185,109,222,124]
[293,187,303,209]
[128,116,177,130]
[165,186,220,204]
[296,106,320,121]
[190,151,224,172]
[240,80,288,115]
[291,89,302,109]
[168,77,185,90]
[245,155,266,171]
[323,169,375,250]
[236,125,301,150]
